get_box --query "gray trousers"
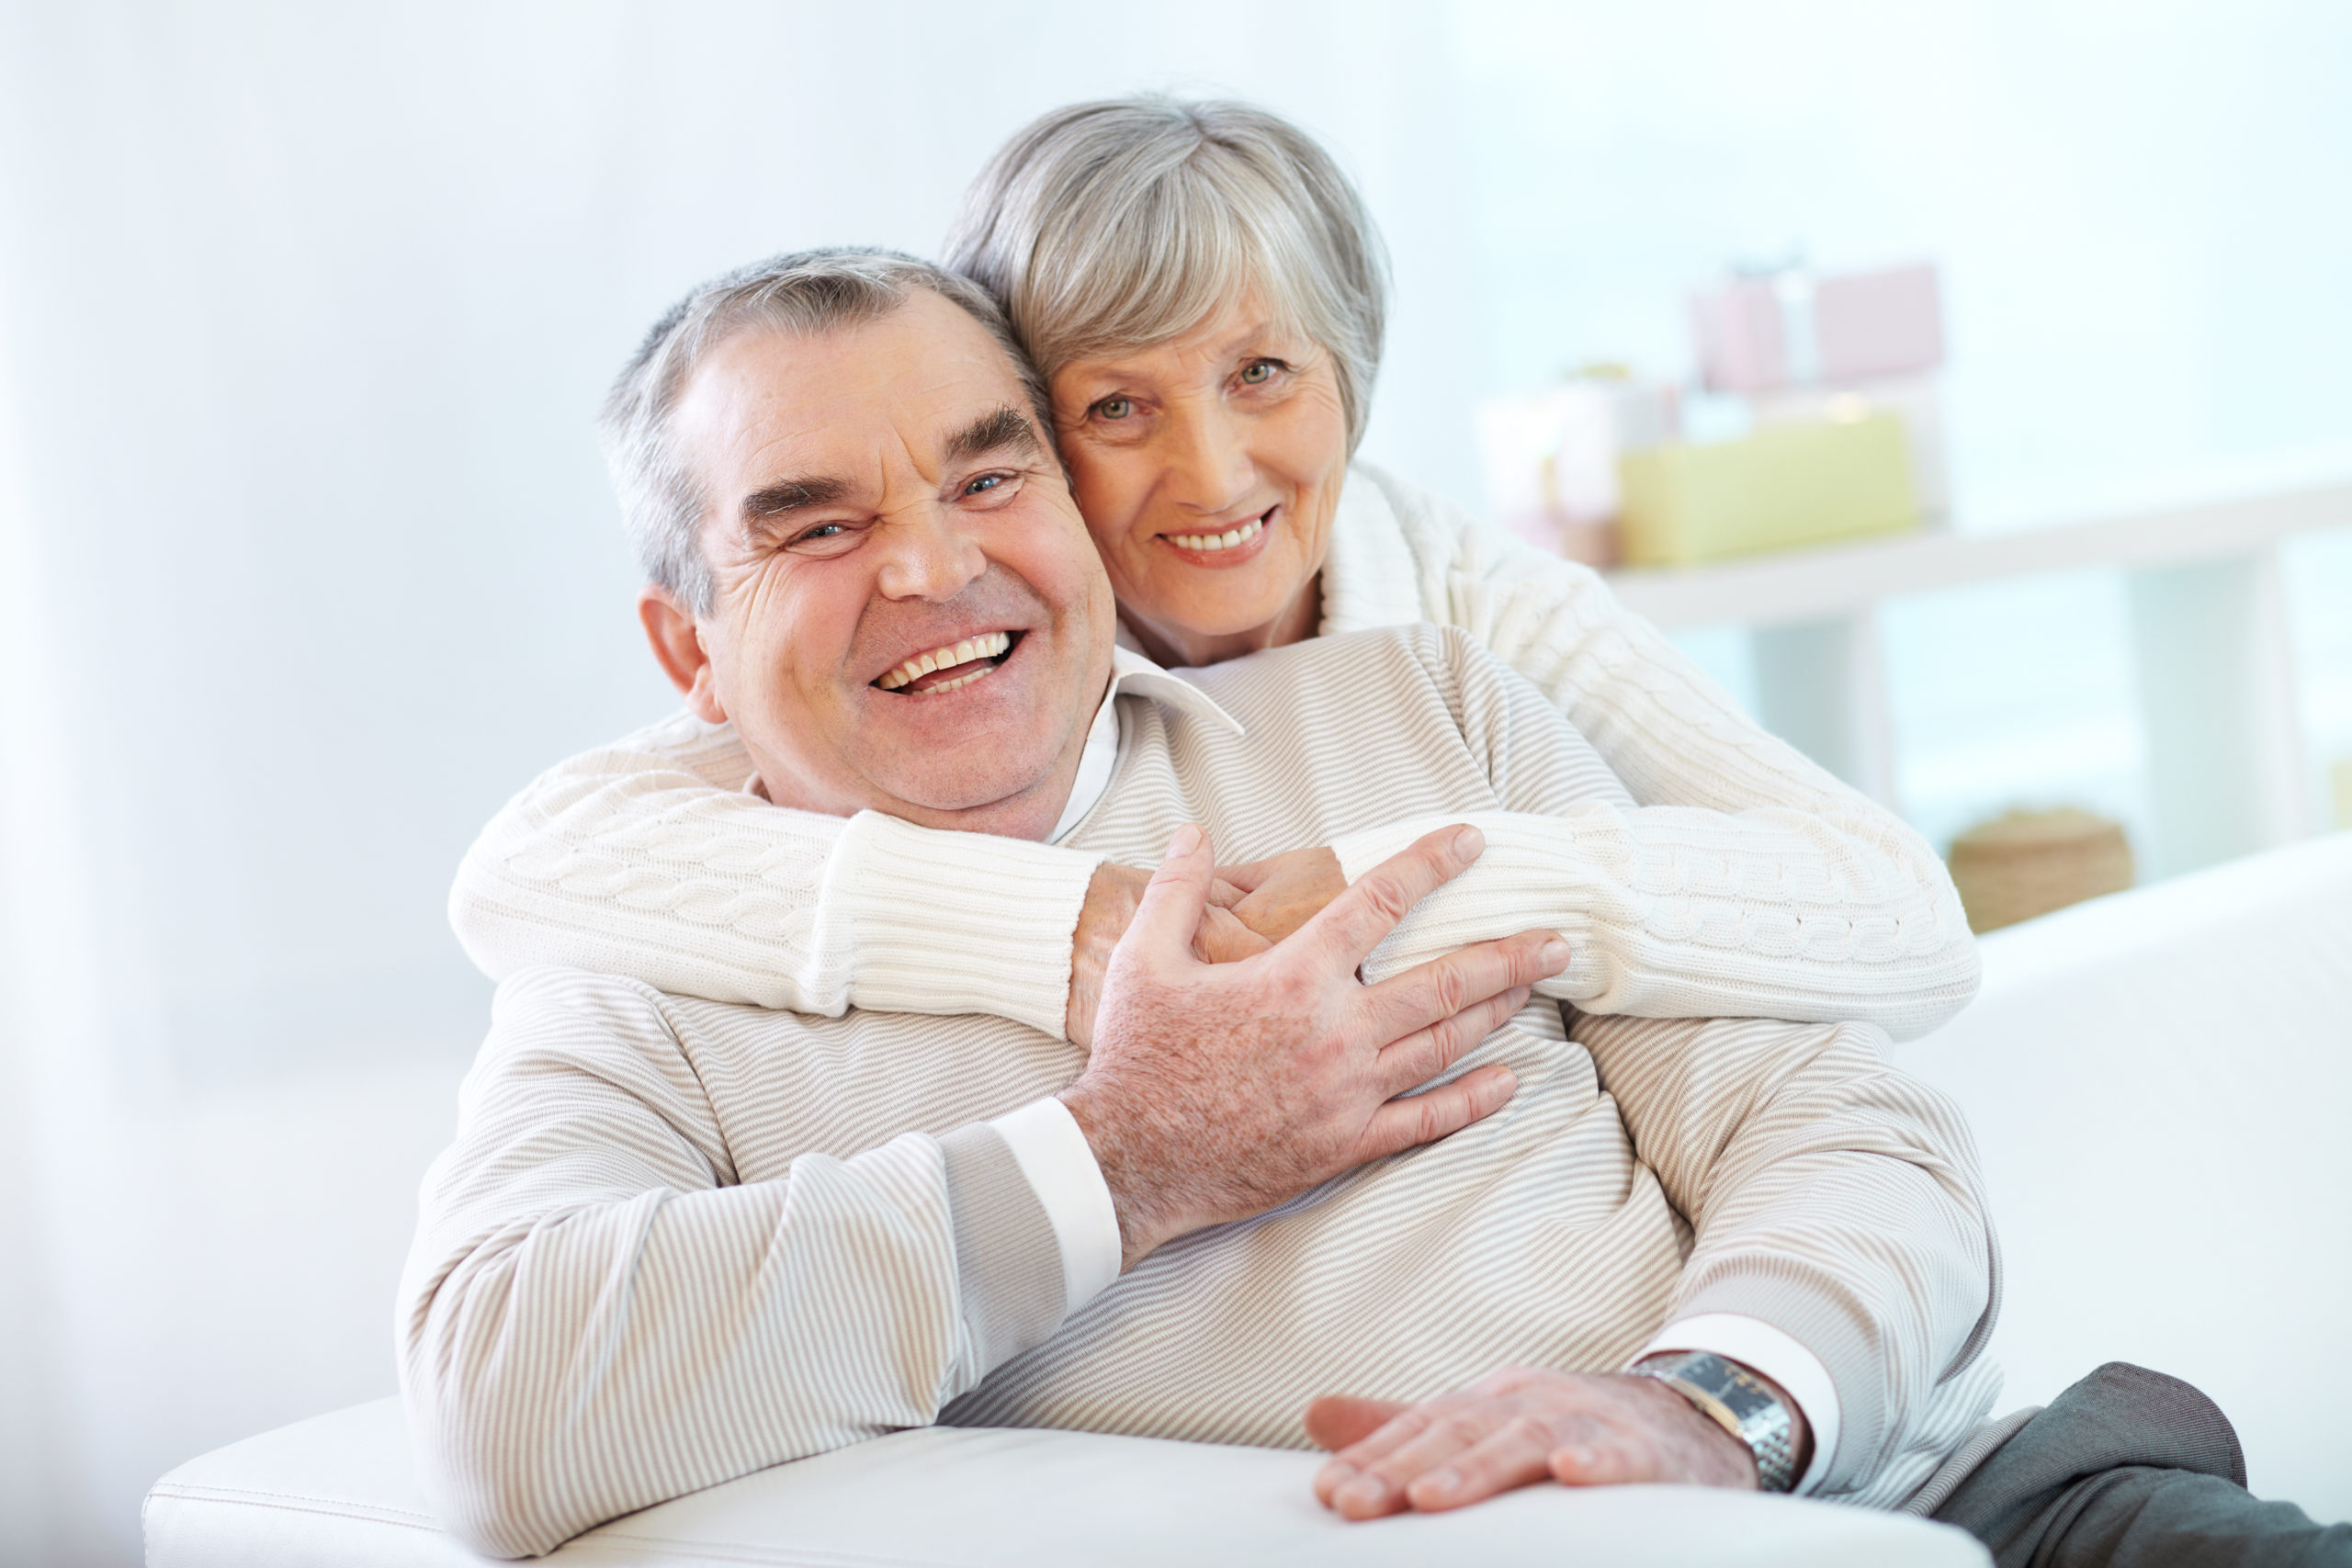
[1929,1363,2352,1567]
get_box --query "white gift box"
[1473,374,1679,565]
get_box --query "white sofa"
[142,833,2352,1564]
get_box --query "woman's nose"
[874,508,987,601]
[1159,401,1254,513]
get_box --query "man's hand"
[1307,1365,1803,1520]
[1059,824,1569,1268]
[1067,863,1269,1044]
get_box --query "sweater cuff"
[1633,1313,1841,1495]
[826,811,1102,1037]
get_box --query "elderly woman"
[451,96,1974,1047]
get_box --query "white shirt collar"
[1048,643,1244,843]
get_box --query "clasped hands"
[1056,825,1786,1519]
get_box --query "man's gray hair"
[944,97,1389,452]
[599,247,1050,614]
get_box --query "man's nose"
[1159,400,1255,515]
[872,505,988,601]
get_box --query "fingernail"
[1338,1476,1388,1509]
[1424,1465,1462,1495]
[1167,823,1202,857]
[1452,825,1485,860]
[1561,1445,1593,1473]
[1540,938,1571,970]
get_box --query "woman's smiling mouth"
[1158,507,1275,564]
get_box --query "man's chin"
[863,758,1070,840]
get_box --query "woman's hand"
[1211,846,1349,943]
[1068,863,1270,1044]
[1306,1365,1786,1520]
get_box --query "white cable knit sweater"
[449,464,1979,1041]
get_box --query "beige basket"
[1947,808,2134,934]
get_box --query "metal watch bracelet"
[1630,1349,1802,1493]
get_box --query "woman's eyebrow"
[943,406,1043,465]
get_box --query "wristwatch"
[1631,1350,1803,1493]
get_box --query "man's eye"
[1095,397,1134,420]
[965,473,1005,496]
[1239,360,1279,385]
[795,523,845,544]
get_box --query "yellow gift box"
[1615,408,1920,566]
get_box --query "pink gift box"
[1691,262,1945,394]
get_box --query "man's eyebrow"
[943,406,1043,466]
[741,474,849,521]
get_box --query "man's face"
[657,290,1116,841]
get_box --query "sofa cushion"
[145,1396,1988,1566]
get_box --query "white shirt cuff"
[986,1098,1123,1318]
[1632,1313,1841,1495]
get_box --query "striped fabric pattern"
[443,463,1978,1044]
[401,625,1999,1558]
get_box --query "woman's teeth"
[1167,515,1264,553]
[876,629,1012,692]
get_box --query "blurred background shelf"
[1607,478,2352,877]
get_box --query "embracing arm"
[398,974,1081,1557]
[447,711,1104,1034]
[1321,604,1978,1040]
[1366,470,1977,1040]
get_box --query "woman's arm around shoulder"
[448,710,1105,1033]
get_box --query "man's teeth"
[1167,515,1264,553]
[876,629,1012,691]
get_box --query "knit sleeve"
[447,712,1101,1035]
[1356,471,1978,1041]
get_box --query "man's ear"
[639,584,728,725]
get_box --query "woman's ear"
[639,585,727,725]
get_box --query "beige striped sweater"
[401,625,2001,1558]
[447,464,1979,1044]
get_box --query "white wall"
[1,2,2346,1562]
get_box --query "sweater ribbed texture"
[446,465,1978,1043]
[402,626,1999,1558]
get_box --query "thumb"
[1305,1393,1409,1452]
[1125,823,1215,963]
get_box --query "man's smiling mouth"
[874,630,1017,694]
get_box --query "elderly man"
[402,251,2343,1566]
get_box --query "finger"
[1191,905,1272,964]
[1212,856,1275,897]
[1371,987,1529,1098]
[1313,1403,1443,1516]
[1120,824,1216,964]
[1295,825,1485,973]
[1204,875,1250,911]
[1404,1415,1561,1513]
[1351,1064,1517,1163]
[1335,1403,1521,1520]
[1357,930,1570,1046]
[1305,1394,1409,1453]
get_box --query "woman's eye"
[1239,360,1278,385]
[1095,397,1134,420]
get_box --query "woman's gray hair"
[944,97,1389,452]
[599,247,1048,614]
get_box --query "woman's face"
[1048,297,1350,669]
